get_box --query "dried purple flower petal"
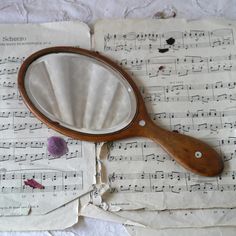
[47,136,68,158]
[24,179,44,189]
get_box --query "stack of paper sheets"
[84,18,236,235]
[0,21,96,230]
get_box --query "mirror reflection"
[24,53,137,134]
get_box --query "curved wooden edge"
[142,119,224,176]
[17,46,148,142]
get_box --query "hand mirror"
[18,47,223,176]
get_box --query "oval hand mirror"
[18,47,223,176]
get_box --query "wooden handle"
[140,119,224,176]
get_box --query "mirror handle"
[137,119,224,176]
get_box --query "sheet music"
[80,195,236,229]
[93,19,236,210]
[0,200,78,231]
[80,192,236,231]
[0,21,96,216]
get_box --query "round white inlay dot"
[195,151,202,158]
[139,120,146,126]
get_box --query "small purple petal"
[47,136,68,158]
[24,179,44,189]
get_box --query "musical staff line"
[120,54,236,66]
[0,56,24,65]
[107,137,235,162]
[0,111,34,118]
[0,150,81,162]
[119,55,236,78]
[0,138,82,163]
[108,169,236,194]
[150,109,236,119]
[110,183,236,193]
[108,150,235,163]
[108,170,236,182]
[108,137,236,151]
[104,29,234,52]
[144,92,236,103]
[0,67,19,76]
[0,170,83,194]
[141,81,236,94]
[0,139,81,149]
[0,170,82,180]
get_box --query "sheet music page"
[93,18,236,210]
[80,195,236,229]
[115,207,236,229]
[0,21,96,216]
[0,200,78,231]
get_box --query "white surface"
[1,0,236,235]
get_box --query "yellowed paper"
[79,194,145,227]
[0,21,96,216]
[80,194,236,229]
[125,225,236,236]
[115,208,236,229]
[94,18,236,210]
[0,200,78,231]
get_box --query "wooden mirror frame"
[18,46,146,142]
[18,46,224,176]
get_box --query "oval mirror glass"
[24,53,137,134]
